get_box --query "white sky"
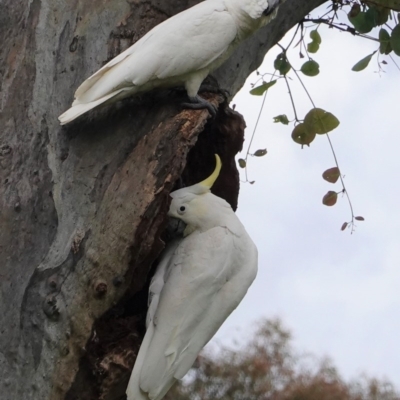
[211,5,400,388]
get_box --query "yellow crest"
[198,154,222,190]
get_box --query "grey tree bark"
[0,0,325,399]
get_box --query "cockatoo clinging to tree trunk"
[126,155,258,400]
[58,0,280,124]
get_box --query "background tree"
[168,319,400,400]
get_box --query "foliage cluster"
[240,0,400,231]
[167,319,399,400]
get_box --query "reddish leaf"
[355,216,365,221]
[322,191,338,206]
[341,222,348,231]
[349,3,361,18]
[322,167,340,183]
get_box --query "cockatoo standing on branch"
[126,154,258,400]
[58,0,280,124]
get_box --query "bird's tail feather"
[126,324,155,400]
[58,88,127,125]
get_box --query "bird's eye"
[178,205,186,215]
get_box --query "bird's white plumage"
[126,155,258,400]
[58,0,280,124]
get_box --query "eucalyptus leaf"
[307,41,320,54]
[291,123,316,146]
[365,7,383,27]
[348,11,375,33]
[322,191,338,206]
[238,159,246,168]
[366,5,390,26]
[310,29,321,44]
[322,167,340,184]
[254,149,267,157]
[349,3,361,18]
[391,23,400,56]
[273,114,290,125]
[379,28,392,54]
[249,80,277,96]
[307,30,321,53]
[304,108,340,134]
[364,0,400,12]
[274,53,291,75]
[351,52,375,71]
[300,60,320,77]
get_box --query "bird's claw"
[182,96,218,117]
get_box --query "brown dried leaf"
[341,222,348,231]
[355,216,365,221]
[322,167,340,183]
[322,191,338,206]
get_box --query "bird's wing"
[126,239,183,400]
[74,1,236,101]
[149,2,238,80]
[73,44,139,100]
[139,226,257,399]
[146,239,181,329]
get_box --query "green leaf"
[273,114,289,125]
[348,11,375,33]
[274,53,291,75]
[351,52,375,71]
[254,149,267,157]
[307,30,321,53]
[310,29,322,44]
[322,191,338,207]
[250,80,277,96]
[307,41,320,54]
[300,60,320,77]
[238,159,246,168]
[365,5,389,26]
[364,0,400,12]
[365,7,381,27]
[391,23,400,56]
[379,28,392,55]
[291,123,316,146]
[322,167,340,184]
[304,108,340,134]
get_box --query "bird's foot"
[182,95,218,117]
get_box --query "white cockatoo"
[58,0,280,124]
[126,154,258,400]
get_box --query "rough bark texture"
[0,0,325,399]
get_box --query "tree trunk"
[0,0,325,399]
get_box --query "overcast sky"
[211,5,400,388]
